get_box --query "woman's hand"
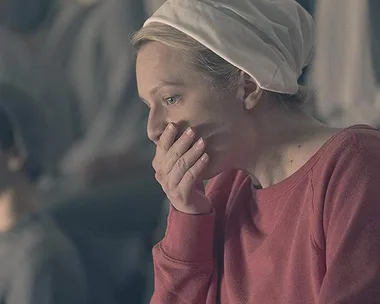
[153,123,212,215]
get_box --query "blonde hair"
[132,22,309,104]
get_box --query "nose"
[147,106,167,144]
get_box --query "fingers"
[158,123,177,151]
[151,124,211,213]
[164,127,196,171]
[153,123,178,171]
[169,137,207,185]
[178,153,209,194]
[154,126,196,174]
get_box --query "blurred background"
[0,0,379,303]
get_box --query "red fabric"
[151,125,380,304]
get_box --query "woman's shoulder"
[331,124,379,147]
[312,125,380,184]
[315,125,380,166]
[344,124,380,149]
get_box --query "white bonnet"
[144,0,314,94]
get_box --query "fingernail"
[186,127,194,136]
[168,124,175,131]
[201,153,209,162]
[196,138,204,147]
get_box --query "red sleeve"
[150,206,217,304]
[317,131,380,303]
[150,170,242,303]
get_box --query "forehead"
[136,42,193,94]
[136,42,185,74]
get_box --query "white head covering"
[144,0,314,94]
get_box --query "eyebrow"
[139,81,185,104]
[148,81,185,96]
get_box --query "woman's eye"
[164,96,180,106]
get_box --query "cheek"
[169,93,242,141]
[169,108,221,140]
[199,107,242,157]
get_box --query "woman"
[133,0,380,303]
[0,85,87,304]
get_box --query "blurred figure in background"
[0,0,165,303]
[312,0,380,127]
[0,85,87,304]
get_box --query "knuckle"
[153,155,166,172]
[152,160,158,171]
[152,155,160,170]
[176,157,187,171]
[171,150,181,160]
[183,170,196,183]
[155,171,164,182]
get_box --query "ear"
[237,71,263,111]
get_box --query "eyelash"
[163,95,181,107]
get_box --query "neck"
[238,101,335,188]
[0,179,38,233]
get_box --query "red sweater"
[151,125,380,304]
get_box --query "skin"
[136,41,340,215]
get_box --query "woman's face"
[136,42,247,179]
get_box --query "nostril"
[148,131,162,144]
